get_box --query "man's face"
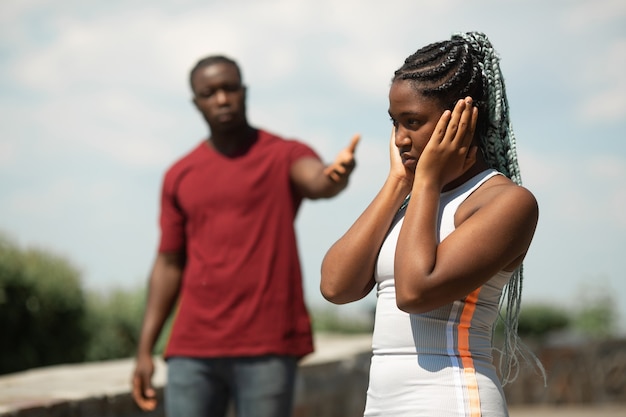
[191,62,247,132]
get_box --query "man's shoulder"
[258,128,300,145]
[163,141,207,179]
[257,128,317,155]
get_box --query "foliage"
[0,235,89,374]
[0,228,622,375]
[84,287,145,361]
[571,288,617,339]
[0,231,173,374]
[495,290,619,342]
[84,286,173,361]
[515,304,570,339]
[311,307,374,334]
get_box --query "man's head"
[189,55,248,133]
[189,55,242,92]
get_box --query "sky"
[1,0,625,332]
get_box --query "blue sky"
[1,0,625,332]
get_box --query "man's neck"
[208,125,256,156]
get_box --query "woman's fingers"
[449,97,474,142]
[432,97,474,146]
[457,97,476,148]
[431,110,452,143]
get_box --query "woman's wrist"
[411,175,444,196]
[382,175,413,207]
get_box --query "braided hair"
[393,32,522,185]
[394,32,543,385]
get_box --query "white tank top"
[366,169,511,416]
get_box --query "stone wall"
[504,339,626,406]
[292,351,370,417]
[1,336,625,417]
[0,334,371,417]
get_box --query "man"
[131,55,359,417]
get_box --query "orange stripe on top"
[458,288,482,417]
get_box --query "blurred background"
[1,0,625,374]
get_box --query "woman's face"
[388,80,446,172]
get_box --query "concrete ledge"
[5,335,625,416]
[0,334,372,417]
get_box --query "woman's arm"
[396,181,538,313]
[320,177,410,303]
[321,130,413,304]
[394,98,538,313]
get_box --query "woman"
[321,32,540,416]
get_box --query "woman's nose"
[394,128,411,148]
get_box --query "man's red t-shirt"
[159,129,318,359]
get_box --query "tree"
[0,234,89,374]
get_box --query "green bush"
[516,303,570,338]
[572,291,617,339]
[0,231,173,373]
[494,303,570,341]
[495,293,619,342]
[1,227,620,375]
[311,307,374,334]
[0,235,88,374]
[84,285,174,361]
[84,287,145,361]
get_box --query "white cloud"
[580,88,626,123]
[520,148,626,232]
[25,89,189,167]
[0,140,16,166]
[587,155,626,228]
[1,0,626,328]
[577,38,626,123]
[0,0,41,29]
[563,0,626,31]
[553,1,626,124]
[8,177,77,218]
[517,147,569,193]
[587,154,626,180]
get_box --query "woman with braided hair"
[321,32,540,416]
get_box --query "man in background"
[131,55,359,417]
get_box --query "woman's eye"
[407,119,420,126]
[389,117,398,127]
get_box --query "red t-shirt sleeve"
[288,139,320,164]
[158,165,189,253]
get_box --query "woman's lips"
[401,152,417,168]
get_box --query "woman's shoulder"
[458,174,538,224]
[488,175,536,204]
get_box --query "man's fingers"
[324,165,347,183]
[323,165,338,181]
[132,376,157,411]
[323,133,360,183]
[348,133,361,153]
